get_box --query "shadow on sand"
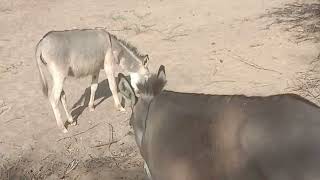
[70,75,130,123]
[70,79,112,122]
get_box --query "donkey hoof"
[119,107,126,112]
[69,121,77,126]
[89,107,95,112]
[115,104,125,112]
[62,128,68,133]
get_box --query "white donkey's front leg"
[144,162,152,180]
[104,49,125,111]
[106,71,125,111]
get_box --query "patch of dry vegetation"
[288,54,320,104]
[261,1,320,43]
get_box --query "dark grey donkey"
[119,65,320,180]
[35,29,149,133]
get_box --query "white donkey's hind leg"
[49,76,68,133]
[61,90,75,126]
[88,72,99,112]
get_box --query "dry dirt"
[0,0,319,179]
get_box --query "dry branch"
[260,2,320,43]
[4,116,24,124]
[288,60,320,105]
[0,100,10,116]
[162,33,188,42]
[57,123,101,142]
[225,49,282,75]
[64,159,79,175]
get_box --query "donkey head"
[118,64,166,107]
[137,54,150,75]
[118,65,166,148]
[129,55,150,93]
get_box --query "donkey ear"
[143,55,149,67]
[118,73,137,106]
[157,65,166,81]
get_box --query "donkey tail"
[35,43,48,97]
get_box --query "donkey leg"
[104,68,125,112]
[144,162,152,180]
[88,72,99,112]
[104,48,125,111]
[61,90,75,126]
[49,77,68,133]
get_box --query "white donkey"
[35,29,150,133]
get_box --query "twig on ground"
[107,23,158,35]
[90,140,118,148]
[225,49,282,75]
[133,12,151,19]
[107,123,121,157]
[104,123,133,158]
[167,24,183,34]
[64,159,79,175]
[0,100,10,116]
[0,141,22,148]
[162,33,188,42]
[57,123,101,142]
[249,43,264,48]
[203,80,236,87]
[4,116,24,124]
[310,53,320,64]
[41,154,54,161]
[89,123,119,148]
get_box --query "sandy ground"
[0,0,319,179]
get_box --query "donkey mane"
[136,74,167,97]
[109,33,146,59]
[41,28,146,60]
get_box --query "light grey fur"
[144,162,152,180]
[35,28,150,133]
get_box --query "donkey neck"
[109,34,144,72]
[132,96,154,150]
[118,41,142,63]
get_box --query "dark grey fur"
[119,65,320,180]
